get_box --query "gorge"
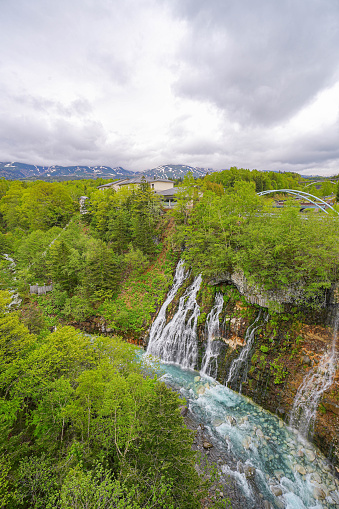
[144,260,339,509]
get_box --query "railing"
[30,284,53,295]
[257,189,339,215]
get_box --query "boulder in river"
[244,465,256,479]
[179,405,188,417]
[203,441,213,450]
[270,485,283,497]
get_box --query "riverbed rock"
[197,386,205,395]
[203,441,213,450]
[270,485,283,497]
[242,436,251,450]
[256,428,264,439]
[179,405,188,417]
[194,376,201,383]
[227,416,237,426]
[244,465,256,479]
[312,486,326,500]
[295,464,306,475]
[303,449,315,462]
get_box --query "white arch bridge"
[257,189,339,215]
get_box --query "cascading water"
[226,311,267,393]
[147,259,188,348]
[147,268,202,369]
[144,269,339,507]
[290,309,338,438]
[2,254,22,308]
[200,292,224,378]
[151,360,339,509]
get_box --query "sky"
[0,0,339,176]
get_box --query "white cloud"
[0,0,339,175]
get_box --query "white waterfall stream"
[147,261,203,369]
[200,292,224,378]
[226,311,267,393]
[2,254,22,308]
[289,309,338,438]
[147,273,202,369]
[147,259,188,348]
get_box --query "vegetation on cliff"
[0,290,219,508]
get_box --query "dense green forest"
[1,168,339,507]
[1,169,339,331]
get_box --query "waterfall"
[147,259,188,348]
[225,311,265,393]
[200,292,224,378]
[147,266,202,369]
[3,254,22,308]
[289,308,338,438]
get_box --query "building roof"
[97,179,129,189]
[97,176,174,189]
[118,176,174,185]
[155,187,179,197]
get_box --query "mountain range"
[0,162,217,181]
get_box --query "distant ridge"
[142,164,214,179]
[0,161,323,181]
[0,162,214,181]
[0,162,135,180]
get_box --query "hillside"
[0,162,135,180]
[0,161,215,181]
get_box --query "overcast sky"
[1,0,339,175]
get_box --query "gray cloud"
[0,0,339,175]
[170,0,339,126]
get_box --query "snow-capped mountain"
[0,161,217,181]
[142,164,214,179]
[0,162,135,180]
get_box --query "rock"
[311,473,322,484]
[323,401,339,415]
[179,405,188,417]
[256,428,264,439]
[303,449,315,462]
[274,470,285,481]
[242,436,251,449]
[295,464,306,475]
[244,465,256,479]
[312,486,326,500]
[194,376,201,382]
[203,441,213,450]
[276,407,285,418]
[329,491,339,504]
[263,501,274,509]
[197,386,205,395]
[301,355,311,366]
[227,416,237,426]
[271,485,283,497]
[212,418,223,427]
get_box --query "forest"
[1,168,339,508]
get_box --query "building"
[155,187,179,208]
[97,176,174,192]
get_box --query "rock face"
[196,283,339,471]
[209,270,306,309]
